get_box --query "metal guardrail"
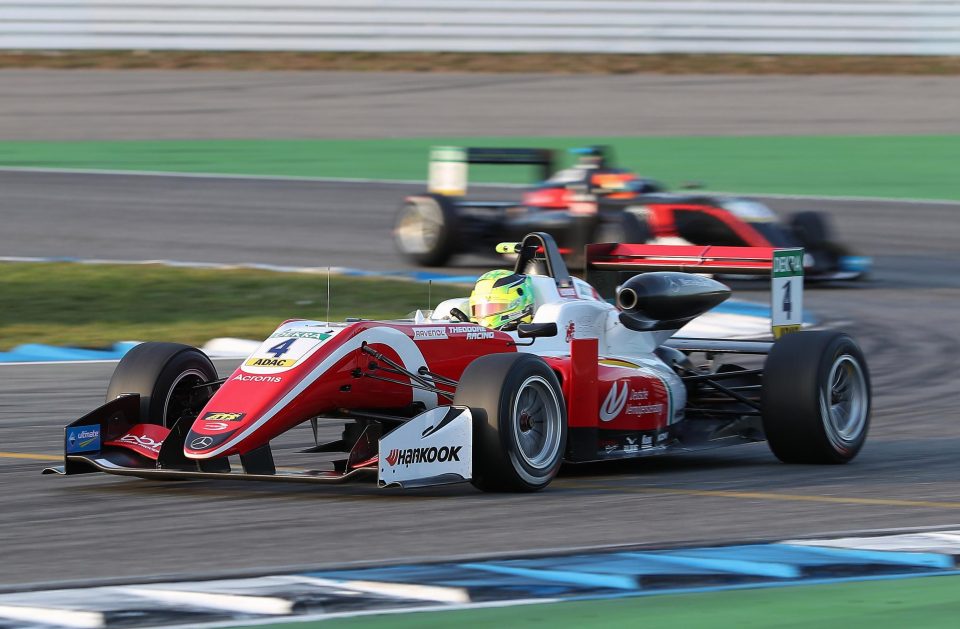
[2,1,958,56]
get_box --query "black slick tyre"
[393,194,459,267]
[789,211,831,248]
[454,353,567,492]
[106,342,218,428]
[762,331,870,464]
[594,208,652,246]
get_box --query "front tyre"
[106,342,218,428]
[762,331,870,464]
[393,194,459,267]
[454,353,567,492]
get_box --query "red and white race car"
[46,233,871,492]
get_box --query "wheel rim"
[512,375,562,469]
[395,201,442,254]
[820,354,868,449]
[162,368,209,428]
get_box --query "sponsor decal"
[565,321,576,342]
[446,324,495,340]
[204,422,231,431]
[599,381,628,422]
[202,411,246,422]
[118,433,163,454]
[243,326,343,375]
[378,405,472,485]
[575,282,596,300]
[66,425,101,454]
[657,431,669,444]
[270,330,332,341]
[601,382,665,421]
[667,274,718,294]
[233,374,283,383]
[626,389,664,417]
[385,446,462,467]
[558,286,577,298]
[448,325,485,334]
[190,436,214,450]
[773,251,804,276]
[245,357,296,368]
[641,434,653,448]
[623,436,639,453]
[413,327,448,340]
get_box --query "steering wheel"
[450,307,470,323]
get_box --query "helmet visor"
[471,301,513,318]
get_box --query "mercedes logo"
[190,436,214,449]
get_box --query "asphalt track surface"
[1,71,960,588]
[2,170,959,588]
[3,70,960,140]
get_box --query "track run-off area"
[0,71,958,614]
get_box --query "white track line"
[290,575,470,604]
[1,166,956,205]
[168,597,558,629]
[0,604,103,628]
[120,588,293,616]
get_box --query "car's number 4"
[267,338,296,358]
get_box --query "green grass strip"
[0,262,464,350]
[1,135,958,200]
[233,574,960,629]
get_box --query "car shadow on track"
[47,437,960,502]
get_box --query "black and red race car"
[393,146,871,280]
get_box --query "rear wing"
[428,146,554,196]
[585,243,805,338]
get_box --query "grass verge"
[234,574,960,629]
[3,51,960,75]
[0,263,465,350]
[2,135,959,200]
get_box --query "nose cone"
[183,411,251,459]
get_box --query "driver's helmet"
[469,270,535,330]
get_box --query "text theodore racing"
[47,233,871,492]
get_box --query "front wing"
[43,397,474,489]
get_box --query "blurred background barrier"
[1,0,958,56]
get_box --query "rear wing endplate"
[428,146,554,196]
[585,243,804,338]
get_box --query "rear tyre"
[393,194,459,267]
[106,342,218,428]
[762,331,870,463]
[789,211,831,247]
[454,353,567,492]
[594,207,652,245]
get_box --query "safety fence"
[1,1,958,55]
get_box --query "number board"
[242,327,340,374]
[771,248,804,338]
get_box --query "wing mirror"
[517,322,558,339]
